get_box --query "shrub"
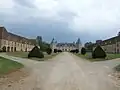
[28,46,44,58]
[54,49,58,53]
[76,49,79,53]
[70,50,75,53]
[46,48,52,55]
[81,47,86,55]
[58,50,62,52]
[92,45,106,59]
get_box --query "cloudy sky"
[0,0,120,44]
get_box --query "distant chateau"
[50,38,82,52]
[0,27,35,52]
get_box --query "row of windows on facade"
[103,41,120,45]
[4,41,33,47]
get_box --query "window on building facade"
[4,41,6,45]
[117,43,119,47]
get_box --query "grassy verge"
[0,57,23,75]
[6,52,28,58]
[6,52,58,61]
[76,53,120,62]
[30,53,58,61]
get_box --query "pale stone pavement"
[0,52,120,90]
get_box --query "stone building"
[93,35,120,53]
[50,38,82,52]
[0,27,35,52]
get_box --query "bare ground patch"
[0,68,29,87]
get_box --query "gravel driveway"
[0,52,120,90]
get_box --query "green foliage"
[54,49,57,53]
[81,47,86,55]
[36,36,50,52]
[92,45,106,58]
[57,50,62,52]
[28,46,44,58]
[46,48,52,55]
[70,49,79,53]
[76,49,79,53]
[0,57,23,75]
[40,42,50,52]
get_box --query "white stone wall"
[0,39,34,52]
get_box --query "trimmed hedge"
[81,47,86,55]
[46,48,52,55]
[54,49,58,53]
[70,49,79,53]
[57,50,62,52]
[28,46,44,58]
[92,45,106,58]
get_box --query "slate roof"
[56,43,76,47]
[93,35,120,47]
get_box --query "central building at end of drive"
[50,38,82,52]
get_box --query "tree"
[92,45,106,58]
[36,36,50,52]
[36,36,42,47]
[81,47,86,55]
[28,46,44,58]
[46,48,52,55]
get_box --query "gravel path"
[0,52,120,90]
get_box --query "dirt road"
[0,52,120,90]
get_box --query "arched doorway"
[25,48,27,52]
[2,46,6,52]
[14,47,16,52]
[11,47,13,52]
[7,47,10,52]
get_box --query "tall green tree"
[36,36,50,52]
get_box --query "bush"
[76,49,79,53]
[81,47,86,55]
[70,49,79,53]
[57,50,62,52]
[46,48,52,55]
[54,49,57,53]
[92,45,106,58]
[70,50,75,53]
[28,46,44,58]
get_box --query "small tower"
[50,38,57,52]
[76,38,82,52]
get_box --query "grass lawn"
[0,57,23,75]
[76,53,120,61]
[6,52,58,61]
[6,52,28,58]
[30,53,58,61]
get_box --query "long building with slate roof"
[0,26,35,52]
[93,34,120,53]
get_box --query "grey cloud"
[13,0,34,8]
[2,17,82,43]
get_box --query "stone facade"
[50,38,82,52]
[93,35,120,53]
[0,27,35,52]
